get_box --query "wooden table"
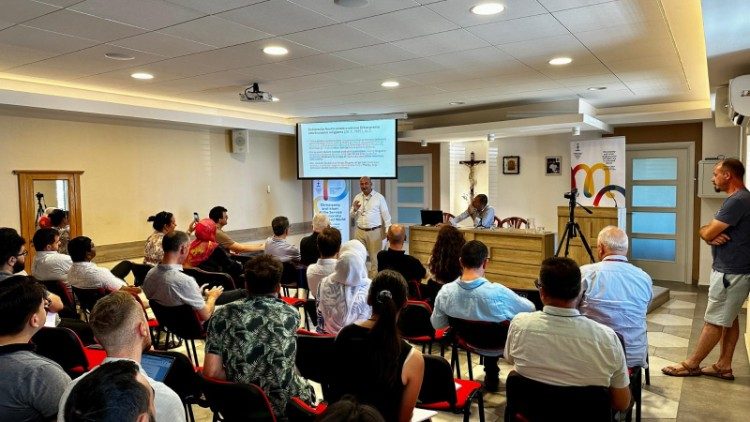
[409,226,555,290]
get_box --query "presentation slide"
[297,119,397,179]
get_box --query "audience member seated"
[505,257,631,412]
[203,254,315,417]
[423,225,465,303]
[0,277,71,421]
[49,209,70,255]
[67,236,141,294]
[377,224,426,283]
[300,213,330,266]
[57,291,184,422]
[31,228,72,281]
[334,270,424,422]
[580,226,653,368]
[143,231,244,322]
[144,211,177,266]
[208,206,264,254]
[449,194,496,228]
[62,360,155,422]
[431,240,534,391]
[307,227,342,299]
[264,216,301,263]
[317,395,385,422]
[317,241,372,335]
[185,218,242,280]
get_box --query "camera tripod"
[555,188,595,263]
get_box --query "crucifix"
[459,151,486,199]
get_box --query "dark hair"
[720,158,745,179]
[317,395,385,422]
[64,360,150,422]
[32,228,59,252]
[0,276,46,335]
[317,227,342,258]
[49,209,68,227]
[474,194,488,207]
[209,206,227,223]
[147,211,173,231]
[538,257,581,301]
[428,225,465,283]
[0,229,26,265]
[162,231,189,253]
[271,216,290,236]
[460,240,488,269]
[367,270,408,386]
[244,254,283,295]
[68,236,93,263]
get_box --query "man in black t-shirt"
[377,224,426,283]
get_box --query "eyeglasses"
[16,250,28,257]
[534,279,542,290]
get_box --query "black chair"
[183,267,236,290]
[72,287,108,321]
[406,279,423,301]
[39,279,78,319]
[295,330,336,400]
[149,302,205,367]
[146,351,206,422]
[281,262,306,297]
[448,317,510,380]
[504,370,612,422]
[131,262,153,287]
[303,298,318,331]
[198,372,276,422]
[31,326,107,378]
[417,355,485,422]
[397,300,447,355]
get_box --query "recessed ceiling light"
[381,80,399,88]
[587,86,607,91]
[272,97,280,102]
[334,0,369,7]
[470,2,505,15]
[263,46,288,56]
[104,52,134,61]
[449,101,466,105]
[130,72,154,80]
[549,57,572,65]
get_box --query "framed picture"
[546,156,562,175]
[503,156,520,175]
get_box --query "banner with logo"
[312,180,350,240]
[570,137,626,207]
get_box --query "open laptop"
[140,353,176,382]
[420,209,443,226]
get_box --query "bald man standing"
[377,224,426,283]
[350,176,391,276]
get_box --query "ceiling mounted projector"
[240,83,274,103]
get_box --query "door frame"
[385,153,433,224]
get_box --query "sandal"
[661,361,702,377]
[701,364,735,381]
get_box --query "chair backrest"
[72,287,108,312]
[182,267,236,290]
[398,301,436,340]
[295,333,336,398]
[131,262,152,287]
[442,213,455,224]
[448,317,510,353]
[281,261,305,286]
[198,373,276,422]
[149,302,205,340]
[504,370,612,421]
[418,355,458,407]
[406,280,423,300]
[303,298,318,327]
[498,217,528,229]
[31,326,90,375]
[145,351,201,403]
[39,279,78,319]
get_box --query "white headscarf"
[340,240,368,266]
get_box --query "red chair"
[198,373,276,422]
[417,355,485,422]
[31,326,107,377]
[448,317,510,380]
[39,279,78,319]
[149,302,205,367]
[286,397,328,422]
[496,217,528,228]
[397,300,447,355]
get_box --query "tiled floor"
[179,283,749,422]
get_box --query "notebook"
[420,209,443,226]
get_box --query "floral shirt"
[144,232,165,265]
[205,296,314,416]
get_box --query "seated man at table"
[431,240,535,391]
[67,236,141,294]
[377,224,426,283]
[505,257,631,412]
[449,194,495,228]
[208,206,264,254]
[264,216,301,263]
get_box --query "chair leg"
[185,403,195,422]
[452,346,462,379]
[190,340,199,368]
[645,355,651,385]
[477,393,485,422]
[466,351,473,380]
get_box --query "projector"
[239,83,274,103]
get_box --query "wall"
[450,140,490,220]
[397,141,441,209]
[1,107,305,245]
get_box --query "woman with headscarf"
[185,218,242,281]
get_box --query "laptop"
[140,353,176,382]
[420,209,443,226]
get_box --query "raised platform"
[649,285,671,313]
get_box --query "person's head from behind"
[244,254,283,295]
[49,209,69,228]
[0,276,47,338]
[713,158,745,192]
[366,270,408,384]
[459,240,488,271]
[334,253,368,284]
[596,226,628,259]
[340,240,368,267]
[64,360,155,422]
[316,395,385,422]
[32,227,60,252]
[147,211,175,233]
[312,213,331,233]
[68,236,95,263]
[471,194,488,211]
[272,216,290,237]
[537,256,581,306]
[0,229,27,274]
[429,224,466,282]
[386,224,406,248]
[209,206,228,226]
[317,227,342,259]
[162,231,190,263]
[90,291,150,353]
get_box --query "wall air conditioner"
[728,75,750,127]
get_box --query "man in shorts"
[662,158,750,381]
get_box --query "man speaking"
[350,176,391,276]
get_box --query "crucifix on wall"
[459,151,486,199]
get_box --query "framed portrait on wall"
[546,156,562,175]
[503,156,520,174]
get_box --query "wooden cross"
[459,151,486,198]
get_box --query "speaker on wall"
[230,129,249,154]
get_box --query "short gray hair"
[312,213,331,231]
[597,226,628,253]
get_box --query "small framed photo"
[503,156,520,175]
[546,156,562,175]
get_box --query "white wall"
[450,140,489,221]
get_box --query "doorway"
[385,154,433,228]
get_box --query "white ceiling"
[0,0,712,121]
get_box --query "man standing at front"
[663,158,750,380]
[350,176,391,276]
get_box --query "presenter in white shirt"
[350,176,391,276]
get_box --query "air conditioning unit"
[728,75,750,127]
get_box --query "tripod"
[35,192,46,226]
[555,188,595,263]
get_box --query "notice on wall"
[570,137,626,207]
[312,179,350,240]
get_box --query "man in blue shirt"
[450,194,495,228]
[431,240,535,391]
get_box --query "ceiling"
[0,0,714,124]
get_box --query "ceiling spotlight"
[487,133,496,142]
[381,80,399,88]
[549,57,573,65]
[130,72,154,80]
[334,0,369,7]
[470,2,505,15]
[420,140,427,147]
[263,46,288,56]
[449,101,465,106]
[572,126,581,136]
[104,52,134,61]
[587,86,607,91]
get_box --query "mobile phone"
[193,212,199,222]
